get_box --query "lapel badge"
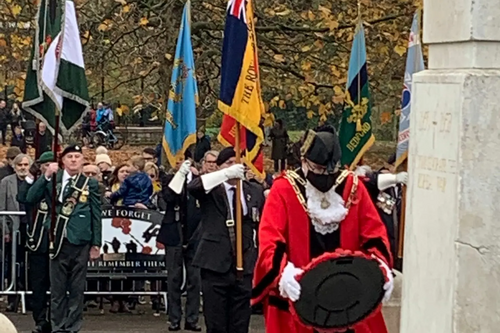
[80,195,88,203]
[62,202,74,216]
[196,200,200,208]
[246,194,251,202]
[40,201,48,211]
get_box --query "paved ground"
[5,305,401,333]
[6,307,267,333]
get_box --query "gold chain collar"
[283,170,359,215]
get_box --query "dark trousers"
[166,245,200,325]
[200,269,252,333]
[29,251,50,328]
[0,124,7,144]
[50,241,90,333]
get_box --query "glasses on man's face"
[148,173,156,179]
[84,172,97,177]
[205,160,217,165]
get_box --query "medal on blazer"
[62,202,75,216]
[40,201,48,211]
[80,185,89,203]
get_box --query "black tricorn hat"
[300,125,341,172]
[291,250,385,332]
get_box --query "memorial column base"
[401,70,500,333]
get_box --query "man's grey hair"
[13,154,33,167]
[203,150,219,162]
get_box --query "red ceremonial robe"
[252,172,392,333]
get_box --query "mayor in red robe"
[252,126,393,333]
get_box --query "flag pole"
[234,122,244,277]
[397,8,422,259]
[49,113,60,255]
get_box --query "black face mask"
[306,172,336,193]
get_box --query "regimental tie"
[63,178,74,200]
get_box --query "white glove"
[224,164,245,180]
[355,165,372,177]
[178,160,192,176]
[279,262,304,302]
[396,171,408,185]
[377,173,397,191]
[201,164,245,192]
[168,161,191,194]
[373,255,394,303]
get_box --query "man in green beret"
[26,145,101,333]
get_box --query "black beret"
[61,145,83,158]
[216,147,236,166]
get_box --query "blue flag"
[396,11,425,167]
[163,0,198,167]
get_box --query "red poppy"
[142,246,152,254]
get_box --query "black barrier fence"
[0,207,186,315]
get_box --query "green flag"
[23,0,89,135]
[338,22,375,169]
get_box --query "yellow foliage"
[164,53,173,60]
[275,9,291,16]
[394,45,407,56]
[122,5,130,13]
[301,61,311,71]
[278,100,286,109]
[11,4,22,16]
[98,20,112,32]
[139,17,149,26]
[273,54,285,63]
[330,65,341,77]
[307,10,315,21]
[0,39,6,47]
[306,110,315,119]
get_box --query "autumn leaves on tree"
[0,0,423,139]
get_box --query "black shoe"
[32,326,43,333]
[184,322,202,332]
[6,303,16,312]
[168,323,181,331]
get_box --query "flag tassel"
[356,119,362,132]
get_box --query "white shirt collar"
[223,181,236,191]
[62,170,74,183]
[187,171,193,184]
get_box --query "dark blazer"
[188,178,265,275]
[25,171,102,247]
[17,180,49,253]
[157,174,202,247]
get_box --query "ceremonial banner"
[218,0,265,177]
[23,0,89,135]
[395,11,425,168]
[339,21,374,169]
[100,206,164,255]
[163,0,198,167]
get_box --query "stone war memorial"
[401,0,500,332]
